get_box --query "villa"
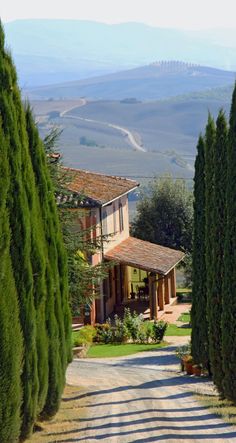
[59,168,184,324]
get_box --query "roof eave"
[163,254,186,276]
[101,184,139,207]
[105,252,185,276]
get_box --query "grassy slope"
[166,324,191,336]
[178,312,191,323]
[25,385,86,442]
[87,342,166,358]
[66,97,230,155]
[32,88,231,180]
[196,395,236,426]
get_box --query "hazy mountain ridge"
[5,19,236,86]
[27,61,235,100]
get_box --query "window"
[113,202,117,233]
[102,209,108,236]
[119,201,124,232]
[90,209,97,243]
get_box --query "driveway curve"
[62,111,146,152]
[66,340,236,442]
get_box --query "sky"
[1,0,236,30]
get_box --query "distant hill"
[27,62,235,100]
[31,86,231,180]
[4,19,236,87]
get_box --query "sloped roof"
[105,236,185,275]
[62,168,139,206]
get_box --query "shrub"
[94,322,113,344]
[152,321,167,342]
[113,315,129,343]
[123,308,144,342]
[93,312,167,345]
[137,322,154,343]
[73,326,96,347]
[137,324,148,344]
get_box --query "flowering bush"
[93,310,167,344]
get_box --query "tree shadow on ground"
[48,421,236,442]
[76,405,208,422]
[63,373,212,403]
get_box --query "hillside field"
[32,89,231,181]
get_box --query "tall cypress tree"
[0,22,71,437]
[222,84,236,402]
[0,125,23,443]
[0,24,39,439]
[25,106,71,418]
[191,135,209,367]
[205,114,216,374]
[208,110,227,395]
[26,149,49,415]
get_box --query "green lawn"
[166,323,191,336]
[176,288,192,293]
[178,312,191,323]
[87,342,166,358]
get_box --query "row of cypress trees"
[0,22,71,441]
[191,84,236,402]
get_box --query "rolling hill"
[27,62,235,101]
[31,86,231,180]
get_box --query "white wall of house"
[102,195,130,253]
[91,194,130,267]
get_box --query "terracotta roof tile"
[63,168,139,206]
[105,236,185,275]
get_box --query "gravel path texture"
[65,337,236,443]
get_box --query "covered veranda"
[104,237,185,320]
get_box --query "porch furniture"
[136,285,149,301]
[130,283,136,299]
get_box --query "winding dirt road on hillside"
[65,339,236,443]
[61,103,146,153]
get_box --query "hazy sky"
[1,0,236,29]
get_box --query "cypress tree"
[191,136,209,367]
[0,22,71,437]
[25,106,71,418]
[222,84,236,402]
[27,155,49,414]
[208,110,227,395]
[0,125,23,443]
[205,114,216,374]
[0,24,39,438]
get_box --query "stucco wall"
[102,195,130,253]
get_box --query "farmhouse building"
[59,168,184,324]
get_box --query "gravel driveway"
[65,338,236,442]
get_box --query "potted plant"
[175,343,191,371]
[183,355,194,375]
[192,364,202,376]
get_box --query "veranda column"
[99,281,105,322]
[170,268,177,298]
[158,277,165,311]
[122,265,129,302]
[152,275,158,319]
[164,274,171,305]
[148,274,154,319]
